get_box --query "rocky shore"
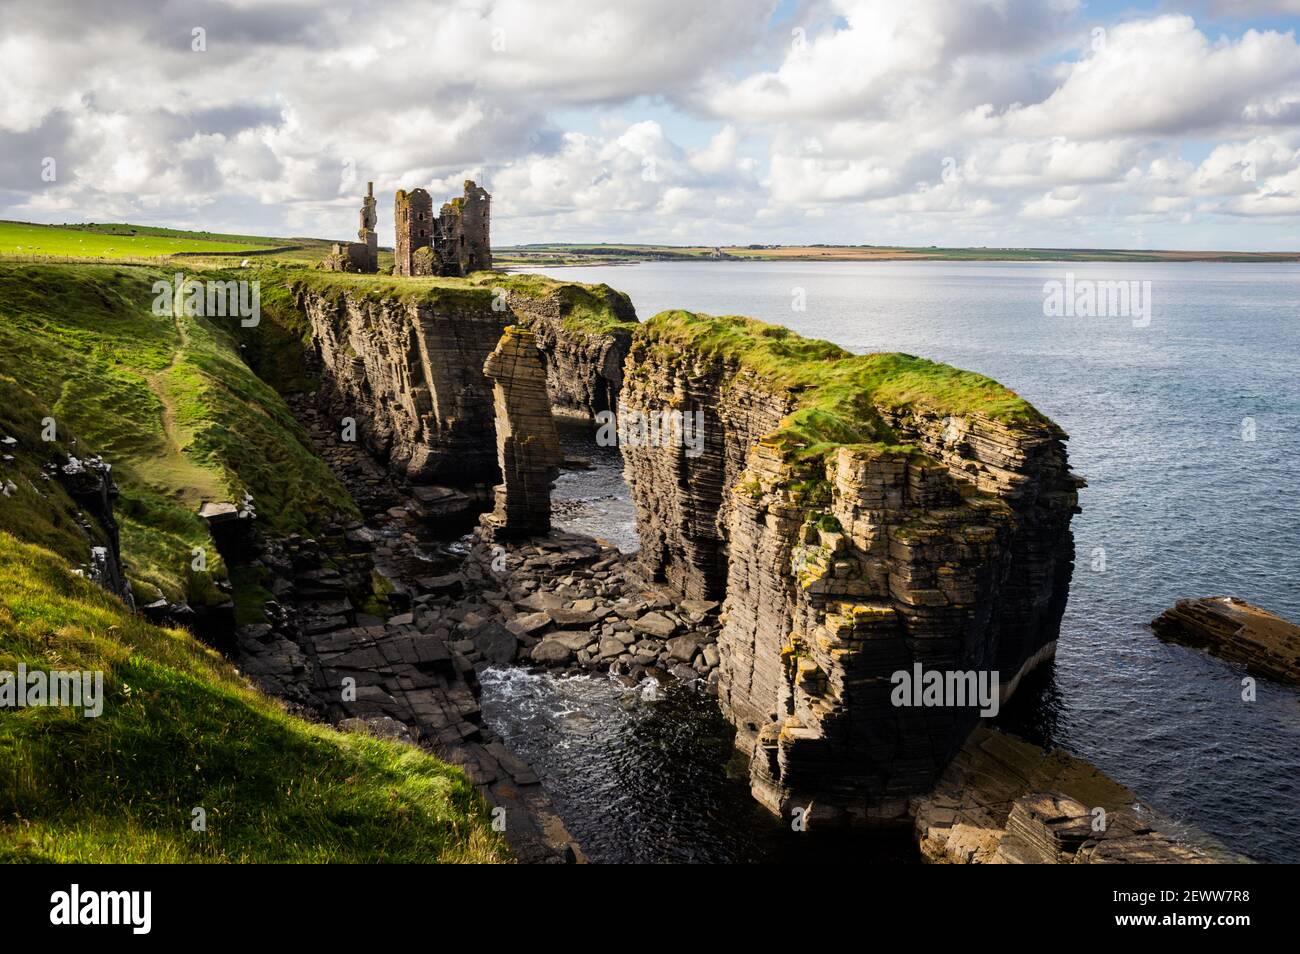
[230,397,582,864]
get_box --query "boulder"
[530,640,573,665]
[632,611,677,639]
[474,623,519,666]
[666,634,705,663]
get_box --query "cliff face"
[620,345,792,599]
[620,311,1079,824]
[296,283,503,483]
[289,274,637,487]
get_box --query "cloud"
[0,0,1296,247]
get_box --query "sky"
[2,0,1299,249]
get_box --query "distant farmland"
[0,220,342,264]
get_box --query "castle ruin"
[323,181,380,273]
[395,180,492,277]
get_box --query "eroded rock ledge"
[620,310,1082,824]
[913,728,1240,863]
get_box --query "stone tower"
[439,180,492,274]
[394,187,434,276]
[323,182,380,273]
[358,181,378,271]
[480,327,561,539]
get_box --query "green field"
[0,221,295,259]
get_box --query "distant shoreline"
[494,244,1300,267]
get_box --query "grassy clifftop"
[0,532,506,863]
[0,261,507,863]
[636,309,1050,461]
[281,268,637,338]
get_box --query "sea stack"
[480,326,563,539]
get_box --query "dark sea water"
[483,260,1300,863]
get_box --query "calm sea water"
[488,260,1300,863]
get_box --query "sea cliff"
[620,311,1081,823]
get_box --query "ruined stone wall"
[438,180,492,274]
[619,318,1079,824]
[395,181,491,278]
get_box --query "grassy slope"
[0,262,506,863]
[638,309,1048,462]
[0,263,357,607]
[0,533,506,863]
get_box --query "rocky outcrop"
[52,453,133,608]
[481,327,562,538]
[912,727,1240,863]
[500,280,637,418]
[1152,596,1300,685]
[619,311,1080,824]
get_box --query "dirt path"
[142,306,224,504]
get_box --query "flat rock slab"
[1152,596,1300,685]
[544,631,597,652]
[911,727,1244,864]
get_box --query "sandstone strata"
[912,727,1238,863]
[1152,596,1300,685]
[619,312,1081,824]
[481,327,562,538]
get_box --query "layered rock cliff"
[288,273,636,486]
[620,311,1080,824]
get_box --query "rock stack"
[619,312,1081,825]
[480,327,563,539]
